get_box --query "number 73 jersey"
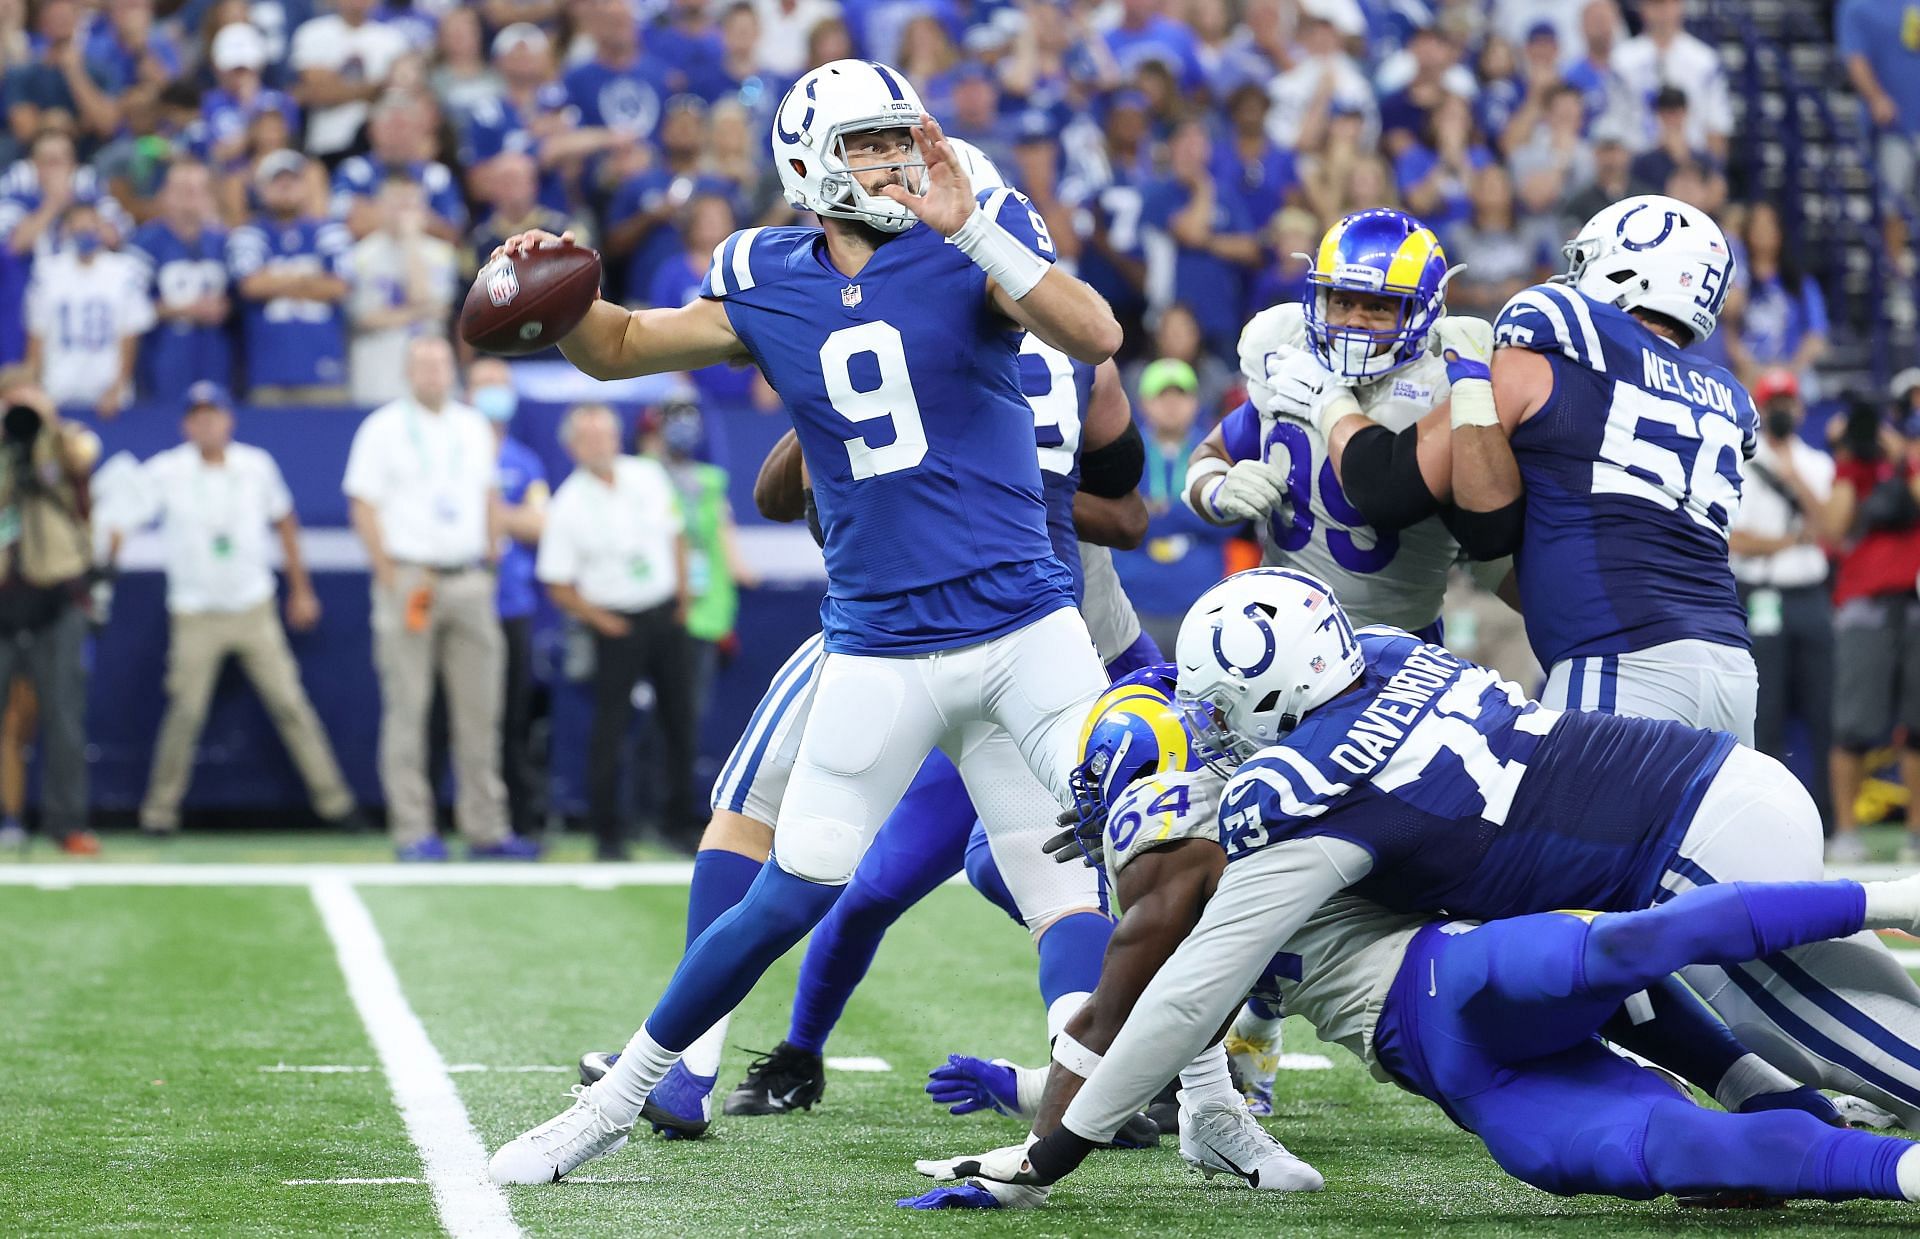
[702,191,1071,655]
[1494,283,1757,669]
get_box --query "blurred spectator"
[1379,25,1469,159]
[1838,0,1920,272]
[1492,22,1568,157]
[86,0,179,107]
[1508,83,1594,220]
[227,150,351,403]
[92,79,205,217]
[1611,0,1731,160]
[332,96,467,242]
[639,394,754,730]
[1144,119,1259,359]
[344,335,527,862]
[24,201,153,416]
[564,0,673,147]
[1104,0,1203,91]
[693,5,781,113]
[1728,368,1834,831]
[201,24,300,174]
[651,0,725,97]
[1116,358,1233,654]
[1190,0,1271,100]
[431,6,500,118]
[897,13,961,100]
[607,96,735,303]
[944,63,1016,176]
[649,191,734,309]
[1248,206,1318,321]
[803,17,856,77]
[0,128,130,261]
[467,151,592,277]
[754,0,840,78]
[1300,104,1398,222]
[345,175,459,408]
[1396,93,1493,235]
[1723,201,1828,399]
[1063,90,1153,332]
[1266,12,1376,151]
[0,366,99,854]
[1560,117,1644,234]
[705,98,778,221]
[1628,86,1711,193]
[458,23,599,218]
[1473,36,1524,146]
[1128,301,1234,419]
[289,0,409,159]
[1564,0,1640,138]
[128,160,231,399]
[537,401,696,860]
[1823,389,1920,862]
[3,0,120,149]
[1444,164,1550,318]
[111,381,357,837]
[1213,82,1298,232]
[479,0,564,33]
[468,356,549,840]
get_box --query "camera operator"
[0,365,100,854]
[1823,381,1920,863]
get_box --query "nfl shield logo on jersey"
[488,261,520,307]
[841,284,862,308]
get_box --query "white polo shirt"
[135,442,294,615]
[1731,436,1834,590]
[537,456,683,613]
[342,398,497,567]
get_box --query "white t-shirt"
[130,443,294,615]
[1267,54,1379,148]
[1612,32,1733,150]
[1731,436,1835,590]
[342,399,498,566]
[752,0,841,76]
[345,233,459,408]
[289,15,410,156]
[25,251,155,408]
[537,456,684,612]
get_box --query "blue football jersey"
[330,157,467,230]
[226,216,351,391]
[1217,629,1736,921]
[701,191,1074,654]
[1022,334,1096,602]
[127,220,232,396]
[1494,283,1756,667]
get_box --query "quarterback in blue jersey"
[972,567,1920,1189]
[1308,194,1758,742]
[916,671,1920,1210]
[489,60,1123,1185]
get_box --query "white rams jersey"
[1227,303,1461,632]
[1103,768,1425,1076]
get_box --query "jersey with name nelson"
[1216,629,1736,922]
[699,188,1072,656]
[1493,282,1758,669]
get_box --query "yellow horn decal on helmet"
[1079,682,1168,757]
[1385,228,1441,293]
[1134,699,1191,772]
[1314,216,1350,277]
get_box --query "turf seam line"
[311,878,523,1239]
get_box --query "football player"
[912,671,1920,1209]
[490,63,1127,1184]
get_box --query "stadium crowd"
[0,0,1912,863]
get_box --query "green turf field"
[4,861,1918,1237]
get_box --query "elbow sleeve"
[1439,499,1527,561]
[1338,423,1441,532]
[1078,421,1145,498]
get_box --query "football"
[459,240,603,357]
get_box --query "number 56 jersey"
[701,191,1073,657]
[1494,284,1757,670]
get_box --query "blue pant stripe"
[1668,855,1719,891]
[1720,964,1920,1109]
[1761,950,1920,1077]
[715,636,820,811]
[722,654,820,815]
[1566,658,1584,710]
[1598,655,1618,712]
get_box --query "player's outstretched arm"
[495,231,749,379]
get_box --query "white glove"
[1433,315,1496,428]
[1433,315,1493,373]
[1207,459,1290,522]
[915,1140,1051,1207]
[1262,349,1338,420]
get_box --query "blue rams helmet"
[1302,208,1453,382]
[1068,664,1204,837]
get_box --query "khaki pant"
[142,599,354,831]
[372,565,507,846]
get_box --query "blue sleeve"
[1216,185,1254,235]
[1393,147,1432,192]
[1218,399,1261,462]
[1217,754,1358,861]
[1801,278,1829,337]
[427,169,468,229]
[977,187,1059,263]
[1139,180,1179,228]
[1836,0,1870,59]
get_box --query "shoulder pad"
[1238,302,1308,410]
[1103,770,1223,884]
[1494,283,1606,371]
[700,226,807,300]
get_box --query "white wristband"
[1183,456,1230,522]
[1449,377,1498,429]
[951,200,1051,300]
[1312,387,1363,444]
[1051,1030,1103,1079]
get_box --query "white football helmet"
[1174,568,1366,769]
[1561,194,1734,344]
[771,59,928,234]
[947,137,1003,191]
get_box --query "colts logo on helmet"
[1616,203,1683,252]
[775,78,818,145]
[1212,604,1277,678]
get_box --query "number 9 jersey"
[701,189,1073,656]
[1493,282,1757,670]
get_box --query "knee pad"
[773,811,864,885]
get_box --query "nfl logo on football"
[487,261,520,308]
[841,284,862,308]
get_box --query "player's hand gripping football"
[877,114,975,238]
[493,229,577,262]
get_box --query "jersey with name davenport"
[1216,629,1736,921]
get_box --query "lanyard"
[192,457,239,536]
[1143,433,1191,509]
[404,403,466,487]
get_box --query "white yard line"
[823,1056,891,1073]
[261,1064,572,1075]
[0,862,698,888]
[284,1177,428,1186]
[310,879,522,1239]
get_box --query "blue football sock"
[1037,911,1112,1028]
[1641,1101,1910,1201]
[687,848,764,947]
[1583,881,1867,995]
[786,873,919,1054]
[647,861,840,1051]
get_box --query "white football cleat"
[1177,1091,1325,1192]
[488,1084,633,1185]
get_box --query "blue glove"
[926,1055,1022,1116]
[897,1183,1004,1210]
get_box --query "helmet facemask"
[1302,264,1454,382]
[807,119,926,234]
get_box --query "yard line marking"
[284,1177,427,1186]
[1277,1053,1335,1072]
[261,1064,374,1073]
[261,1064,572,1075]
[824,1056,891,1073]
[1,862,701,888]
[311,879,522,1239]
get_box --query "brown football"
[460,241,603,356]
